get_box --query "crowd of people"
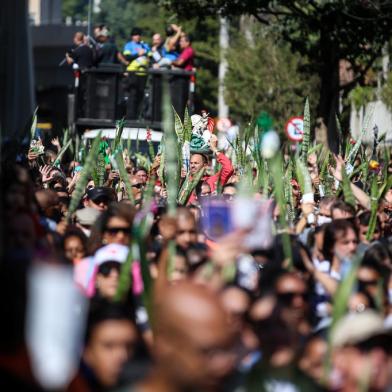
[1,106,392,392]
[65,25,195,120]
[65,24,194,72]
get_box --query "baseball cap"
[87,187,116,203]
[75,207,101,226]
[331,310,392,348]
[94,244,129,266]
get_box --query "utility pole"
[218,16,229,119]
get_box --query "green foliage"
[114,150,135,203]
[177,168,205,205]
[347,103,375,165]
[366,175,379,242]
[166,0,392,123]
[335,115,343,157]
[341,166,356,208]
[62,0,89,22]
[381,71,392,111]
[295,158,312,196]
[30,107,38,141]
[163,87,178,215]
[349,85,375,111]
[301,97,310,163]
[53,139,72,168]
[224,29,319,128]
[270,153,293,268]
[183,107,193,142]
[96,0,219,112]
[113,118,125,152]
[114,242,134,302]
[67,132,102,222]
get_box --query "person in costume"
[185,112,234,204]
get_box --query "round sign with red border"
[285,116,304,142]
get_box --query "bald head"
[156,282,229,336]
[153,282,236,389]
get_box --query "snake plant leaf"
[183,106,193,142]
[270,153,293,268]
[335,114,343,157]
[295,157,313,196]
[341,166,356,208]
[114,241,135,302]
[67,131,102,222]
[301,97,310,163]
[113,118,125,153]
[173,106,184,144]
[163,91,178,215]
[114,150,135,204]
[347,103,375,165]
[53,139,72,168]
[30,107,38,141]
[177,168,205,206]
[366,175,379,242]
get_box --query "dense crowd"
[1,107,392,392]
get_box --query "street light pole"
[218,16,229,119]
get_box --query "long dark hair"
[322,219,358,262]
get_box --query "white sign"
[285,116,304,142]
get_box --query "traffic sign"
[285,116,304,142]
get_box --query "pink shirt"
[179,46,195,71]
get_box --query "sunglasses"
[104,226,132,235]
[93,197,110,204]
[98,261,121,276]
[358,279,379,287]
[277,291,309,305]
[222,193,235,200]
[132,183,143,189]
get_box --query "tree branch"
[340,51,380,92]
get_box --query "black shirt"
[96,42,119,64]
[69,44,93,69]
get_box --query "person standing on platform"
[123,28,151,120]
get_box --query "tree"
[96,0,220,113]
[163,0,392,148]
[225,27,319,128]
[62,0,89,23]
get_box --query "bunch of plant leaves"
[67,131,102,222]
[114,149,135,204]
[270,153,293,268]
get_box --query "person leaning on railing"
[123,27,151,119]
